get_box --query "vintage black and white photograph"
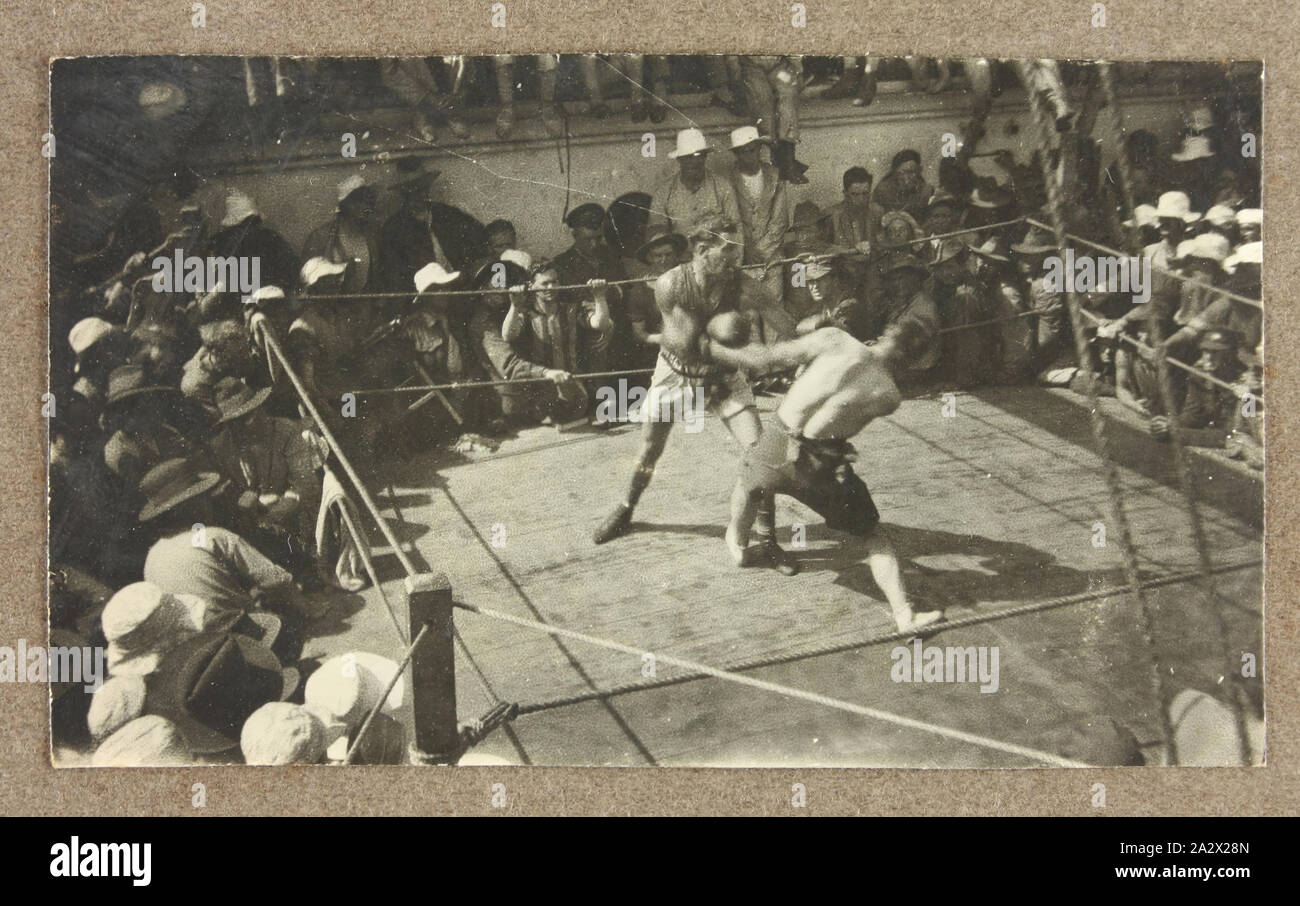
[45,53,1264,768]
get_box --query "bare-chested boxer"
[593,215,797,575]
[700,321,944,633]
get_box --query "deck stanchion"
[405,573,461,763]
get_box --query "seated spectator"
[1201,204,1239,245]
[1225,343,1263,470]
[872,150,935,230]
[878,210,924,250]
[864,253,940,381]
[796,259,867,339]
[651,129,742,235]
[400,261,467,383]
[139,457,321,619]
[100,365,194,495]
[208,377,322,572]
[285,257,352,417]
[181,319,256,420]
[468,258,587,431]
[825,166,877,291]
[68,318,132,407]
[1114,303,1175,419]
[923,192,964,250]
[969,236,1033,382]
[1235,208,1261,244]
[930,239,998,388]
[1149,329,1246,449]
[551,204,623,376]
[1168,232,1232,346]
[1010,224,1071,379]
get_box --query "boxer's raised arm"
[706,333,817,374]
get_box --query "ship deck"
[312,384,1264,767]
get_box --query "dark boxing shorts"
[740,421,881,537]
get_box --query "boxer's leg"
[593,418,673,544]
[864,526,942,633]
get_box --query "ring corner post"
[405,572,460,764]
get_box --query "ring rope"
[1024,217,1262,312]
[1027,85,1178,766]
[1097,62,1254,766]
[515,559,1260,717]
[450,598,1090,767]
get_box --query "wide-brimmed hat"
[500,249,535,274]
[221,190,259,228]
[240,701,329,765]
[635,226,687,263]
[1011,224,1057,255]
[241,285,286,309]
[932,237,970,266]
[669,128,712,159]
[336,173,370,203]
[305,651,406,761]
[1204,204,1237,229]
[145,631,298,754]
[1187,103,1215,133]
[88,675,148,742]
[92,715,193,767]
[564,203,606,230]
[1236,208,1262,228]
[1153,191,1201,223]
[1172,134,1215,162]
[102,581,214,678]
[969,185,1014,210]
[68,317,118,357]
[138,457,224,521]
[213,377,273,424]
[300,256,349,290]
[969,235,1011,263]
[927,191,962,212]
[414,261,461,293]
[304,651,405,730]
[729,125,768,150]
[1173,232,1231,266]
[1224,240,1262,274]
[1123,204,1159,230]
[103,364,176,408]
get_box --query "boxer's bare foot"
[896,610,943,635]
[724,525,747,566]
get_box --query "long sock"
[625,459,655,509]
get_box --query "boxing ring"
[248,67,1264,768]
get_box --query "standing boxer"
[592,216,796,576]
